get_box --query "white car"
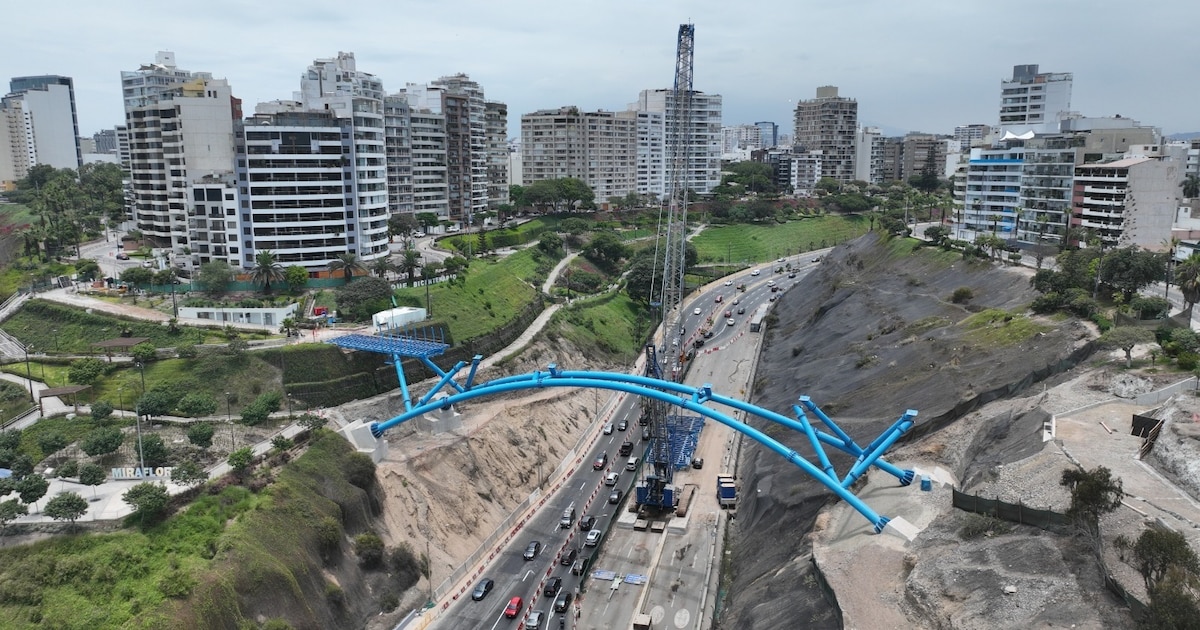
[603,423,614,435]
[751,269,761,276]
[693,307,702,316]
[585,529,602,547]
[726,318,735,326]
[723,280,733,286]
[777,258,785,262]
[604,471,620,486]
[767,280,776,287]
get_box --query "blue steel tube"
[798,395,861,456]
[840,419,914,489]
[812,430,914,485]
[369,375,893,533]
[417,359,468,407]
[793,406,838,482]
[393,351,414,413]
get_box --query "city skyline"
[6,0,1200,139]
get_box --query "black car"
[618,440,633,456]
[471,577,494,601]
[616,420,628,431]
[736,307,745,315]
[561,547,578,566]
[692,457,704,470]
[593,452,608,470]
[523,540,541,560]
[554,591,574,613]
[544,576,562,597]
[579,515,597,530]
[608,488,624,504]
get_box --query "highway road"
[431,254,825,630]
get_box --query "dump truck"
[717,473,737,508]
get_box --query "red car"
[724,310,732,318]
[715,295,723,303]
[504,596,523,618]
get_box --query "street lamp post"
[23,345,34,401]
[134,398,147,475]
[52,330,58,353]
[225,392,234,449]
[136,360,146,394]
[117,386,125,419]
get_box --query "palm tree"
[1175,254,1200,320]
[1184,174,1200,199]
[396,249,422,287]
[249,250,285,293]
[327,252,366,284]
[371,257,395,280]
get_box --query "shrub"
[67,358,106,385]
[90,401,114,423]
[354,532,385,569]
[950,287,974,304]
[56,460,79,478]
[157,568,196,599]
[271,435,294,452]
[175,392,218,417]
[131,342,158,363]
[1130,296,1171,320]
[80,427,124,457]
[175,343,198,359]
[139,434,170,467]
[345,453,377,490]
[1178,353,1199,371]
[187,423,215,449]
[1030,293,1063,314]
[227,447,254,476]
[316,516,342,557]
[389,543,425,591]
[958,513,1012,540]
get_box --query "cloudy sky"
[7,0,1200,138]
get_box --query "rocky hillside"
[718,233,1097,628]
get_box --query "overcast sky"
[7,0,1200,139]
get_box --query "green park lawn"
[690,215,870,265]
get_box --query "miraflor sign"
[111,466,174,480]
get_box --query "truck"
[717,473,737,508]
[749,304,769,333]
[632,612,652,630]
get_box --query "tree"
[249,250,285,293]
[508,184,528,209]
[370,256,395,279]
[354,532,386,569]
[43,491,89,526]
[623,255,659,304]
[1175,254,1200,320]
[1184,174,1200,199]
[152,268,177,287]
[80,426,124,457]
[441,256,469,280]
[1099,327,1157,368]
[131,342,157,363]
[120,266,154,286]
[582,232,630,272]
[280,317,298,338]
[1134,527,1200,591]
[36,431,67,459]
[140,434,170,467]
[137,390,173,419]
[298,413,328,432]
[334,275,392,321]
[187,423,216,449]
[56,460,78,478]
[537,232,564,258]
[79,463,106,499]
[171,460,208,487]
[415,212,440,232]
[17,474,49,512]
[924,225,951,247]
[0,499,28,534]
[123,482,170,523]
[66,355,105,386]
[284,265,309,292]
[0,430,19,452]
[327,252,366,283]
[387,212,419,239]
[227,447,254,476]
[397,249,422,287]
[9,453,33,479]
[75,258,101,281]
[1060,466,1124,523]
[176,393,218,417]
[1100,246,1166,302]
[90,400,114,423]
[197,261,235,296]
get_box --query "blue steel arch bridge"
[327,326,918,534]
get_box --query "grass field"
[690,215,870,264]
[551,291,647,363]
[393,246,547,342]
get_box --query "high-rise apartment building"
[997,64,1072,135]
[484,101,509,211]
[384,94,414,217]
[954,124,992,150]
[0,75,82,186]
[959,144,1025,241]
[1073,156,1180,250]
[635,111,665,200]
[721,124,761,153]
[521,106,638,204]
[122,52,239,253]
[854,126,883,184]
[292,52,389,265]
[634,88,722,195]
[755,121,778,149]
[793,86,857,182]
[900,134,949,182]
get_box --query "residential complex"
[0,75,82,188]
[520,107,639,203]
[997,64,1073,135]
[793,86,858,182]
[635,88,722,195]
[1073,156,1181,250]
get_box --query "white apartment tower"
[122,52,238,254]
[0,75,82,186]
[636,111,665,200]
[484,101,509,211]
[521,106,639,204]
[854,126,883,184]
[998,64,1072,135]
[293,52,390,265]
[634,89,722,195]
[384,95,414,216]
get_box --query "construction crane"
[637,23,694,512]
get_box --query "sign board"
[112,466,174,480]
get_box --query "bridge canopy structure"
[327,328,920,534]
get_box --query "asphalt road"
[433,253,825,630]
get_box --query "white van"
[625,457,639,471]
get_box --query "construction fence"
[951,488,1071,533]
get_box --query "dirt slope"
[718,233,1095,629]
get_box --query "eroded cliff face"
[717,234,1093,629]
